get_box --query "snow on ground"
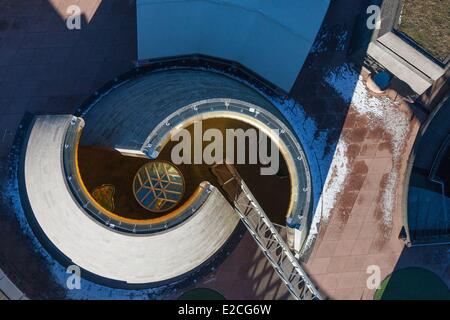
[262,91,339,254]
[268,95,330,203]
[323,63,411,227]
[337,30,349,52]
[316,140,347,215]
[381,170,397,226]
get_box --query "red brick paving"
[0,0,136,299]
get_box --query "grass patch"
[397,0,450,62]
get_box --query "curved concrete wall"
[137,0,330,91]
[23,115,240,284]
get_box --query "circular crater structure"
[22,66,312,286]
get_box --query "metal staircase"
[210,163,323,300]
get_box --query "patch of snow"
[266,95,330,225]
[304,139,349,250]
[337,30,349,52]
[1,65,345,290]
[316,139,349,223]
[324,64,409,159]
[0,151,168,300]
[208,66,333,230]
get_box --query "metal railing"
[210,163,323,300]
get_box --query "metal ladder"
[210,163,323,300]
